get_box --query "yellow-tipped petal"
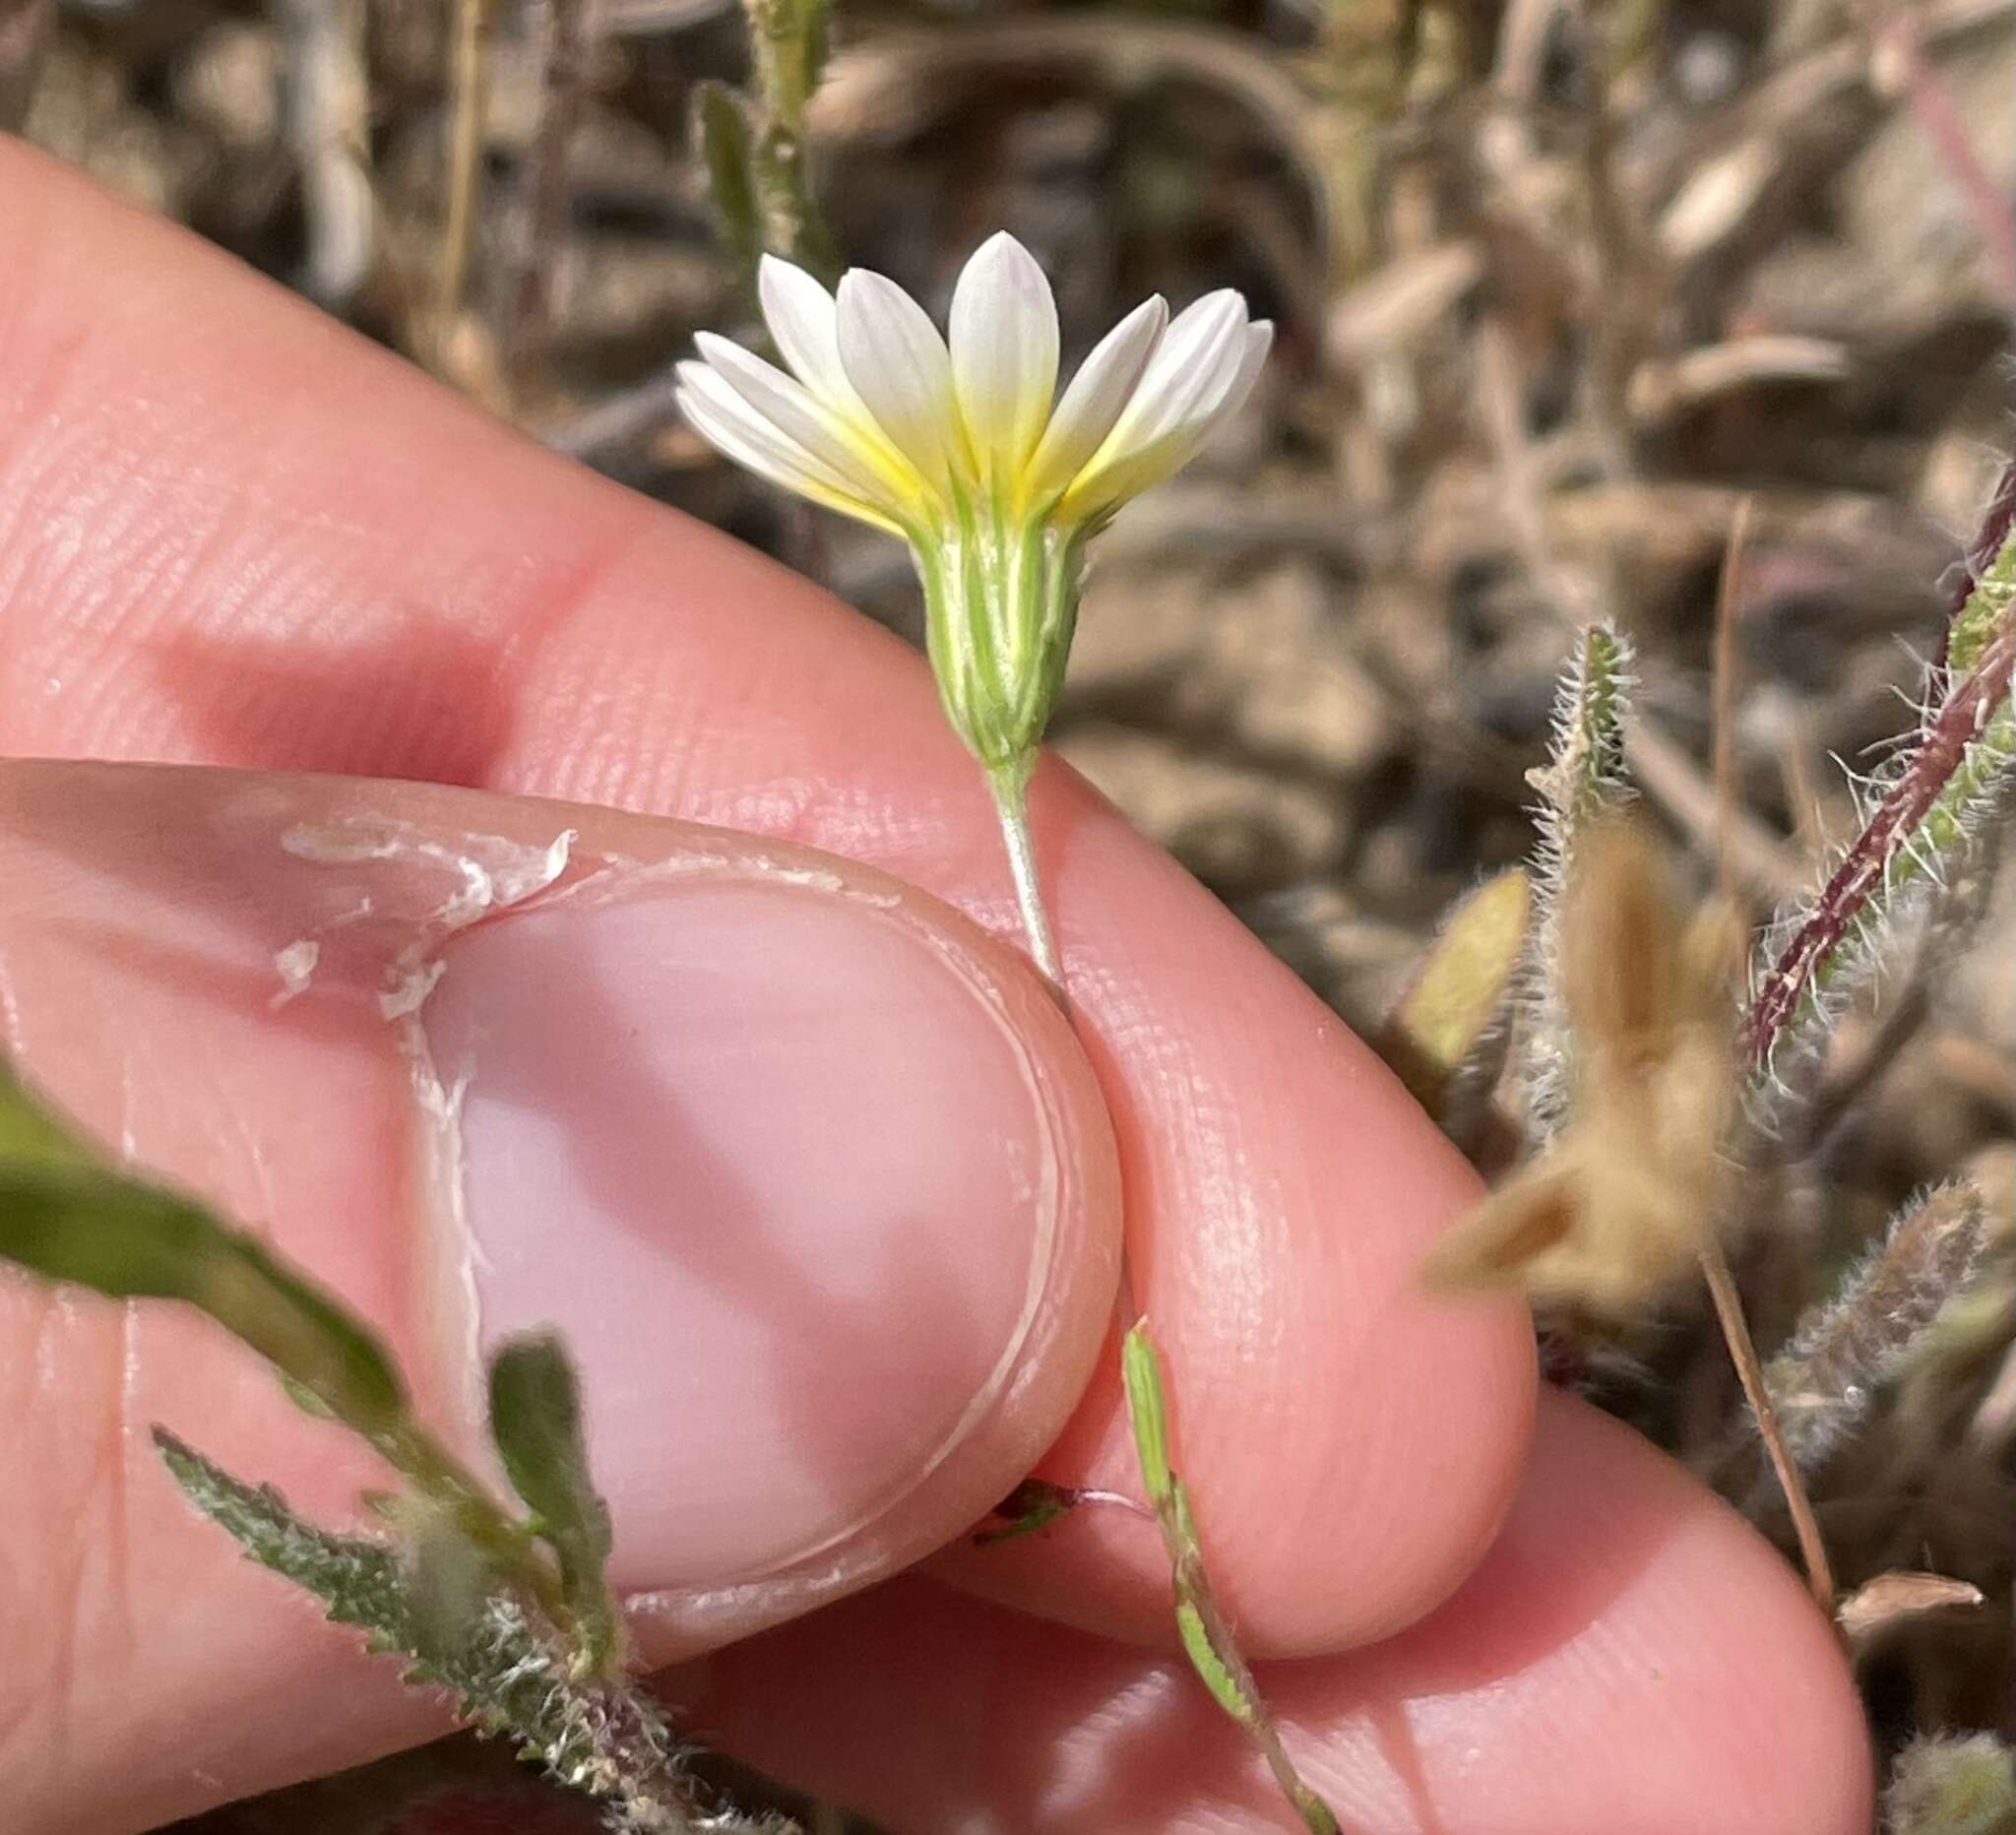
[1022,295,1166,507]
[836,268,966,490]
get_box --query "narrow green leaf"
[0,1060,107,1170]
[746,0,830,118]
[791,0,832,108]
[693,79,762,270]
[1538,620,1633,829]
[1120,1320,1174,1511]
[156,1427,412,1643]
[1124,1325,1344,1835]
[1174,1598,1253,1724]
[0,1068,404,1433]
[488,1331,619,1674]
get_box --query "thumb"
[0,759,1121,1834]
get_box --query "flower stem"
[989,767,1062,984]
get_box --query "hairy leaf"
[489,1331,619,1675]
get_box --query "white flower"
[676,232,1271,543]
[678,235,1270,979]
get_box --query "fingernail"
[422,869,1093,1593]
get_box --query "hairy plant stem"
[740,0,838,277]
[157,1432,748,1832]
[1744,626,2016,1073]
[1745,466,2016,1079]
[1699,1236,1836,1611]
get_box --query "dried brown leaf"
[1429,822,1744,1311]
[1838,1569,1984,1658]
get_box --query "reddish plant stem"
[1745,457,2016,1069]
[1743,625,2016,1069]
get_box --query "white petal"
[695,332,913,514]
[1089,318,1271,506]
[836,268,965,485]
[1023,294,1166,503]
[948,232,1059,481]
[757,257,931,490]
[1060,291,1254,517]
[675,362,902,535]
[1205,320,1274,433]
[1095,290,1247,458]
[757,254,856,410]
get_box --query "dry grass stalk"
[438,0,494,327]
[502,0,595,399]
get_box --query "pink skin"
[0,138,1868,1833]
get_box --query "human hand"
[0,140,1867,1834]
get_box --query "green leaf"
[155,1430,744,1829]
[1537,620,1633,831]
[0,1059,108,1170]
[156,1427,412,1643]
[488,1331,619,1675]
[693,79,762,271]
[1120,1320,1174,1511]
[975,1478,1079,1546]
[0,1066,404,1434]
[1174,1596,1252,1724]
[1522,621,1637,1143]
[1948,513,2016,678]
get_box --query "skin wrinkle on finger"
[0,761,1120,1830]
[0,136,1540,1658]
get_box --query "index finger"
[0,136,1535,1655]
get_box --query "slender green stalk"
[1123,1323,1343,1835]
[990,770,1061,983]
